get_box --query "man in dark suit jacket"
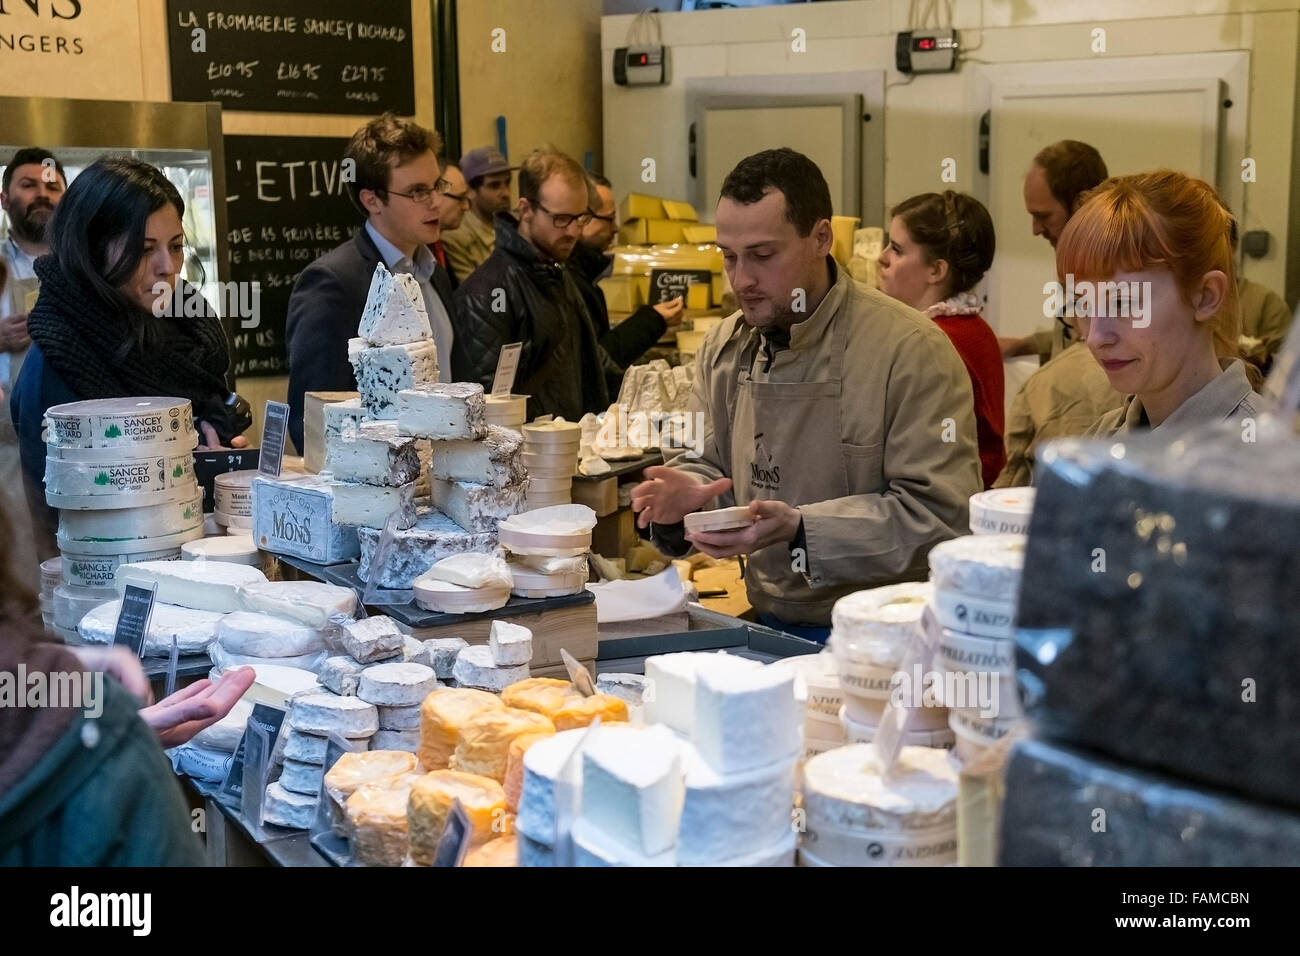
[285,113,457,452]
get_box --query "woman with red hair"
[1055,169,1260,436]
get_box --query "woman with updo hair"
[1055,169,1261,437]
[878,190,1004,488]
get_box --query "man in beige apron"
[2,148,66,592]
[632,148,982,634]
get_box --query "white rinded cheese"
[283,729,369,764]
[643,651,761,737]
[693,665,801,775]
[239,581,358,629]
[181,534,261,566]
[330,479,416,530]
[44,453,196,501]
[115,560,267,613]
[490,619,533,666]
[423,551,512,589]
[45,396,195,454]
[342,616,405,664]
[430,425,524,488]
[580,723,683,858]
[356,506,495,588]
[357,661,438,707]
[423,637,467,678]
[378,703,426,731]
[432,478,526,533]
[969,487,1035,537]
[927,533,1026,603]
[251,475,360,565]
[516,725,633,845]
[452,644,529,692]
[217,611,329,658]
[280,758,326,796]
[394,382,486,440]
[319,656,368,696]
[801,744,958,866]
[830,582,931,669]
[263,780,318,829]
[370,729,421,752]
[350,339,439,419]
[189,698,254,753]
[325,420,423,487]
[677,740,797,866]
[358,261,432,346]
[289,692,380,738]
[58,492,204,546]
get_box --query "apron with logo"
[729,312,849,619]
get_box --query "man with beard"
[630,148,981,637]
[1,147,65,587]
[452,147,622,421]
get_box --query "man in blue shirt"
[285,113,457,452]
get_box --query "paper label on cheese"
[931,588,1016,640]
[801,820,958,867]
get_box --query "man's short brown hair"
[517,147,587,207]
[1032,140,1108,214]
[344,112,442,211]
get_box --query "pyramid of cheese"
[463,835,518,867]
[451,707,557,781]
[418,687,505,770]
[408,770,507,864]
[345,772,422,866]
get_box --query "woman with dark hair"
[877,190,1005,488]
[9,157,249,534]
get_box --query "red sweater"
[931,312,1006,489]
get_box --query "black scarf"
[27,254,235,432]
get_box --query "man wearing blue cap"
[440,146,516,283]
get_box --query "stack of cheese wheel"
[213,469,257,531]
[766,651,845,763]
[497,504,595,597]
[926,533,1026,765]
[829,583,953,749]
[484,393,528,431]
[45,397,202,638]
[800,744,959,867]
[520,420,580,509]
[39,557,61,633]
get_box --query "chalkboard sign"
[648,268,712,306]
[223,135,359,378]
[166,1,415,115]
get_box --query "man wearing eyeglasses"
[452,148,622,422]
[285,113,458,452]
[432,160,470,289]
[570,172,685,381]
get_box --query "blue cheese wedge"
[350,339,439,419]
[395,382,486,441]
[358,261,432,346]
[325,420,422,487]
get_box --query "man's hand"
[631,465,732,528]
[653,296,685,327]
[0,312,31,352]
[139,667,256,749]
[685,499,802,559]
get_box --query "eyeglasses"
[533,201,593,229]
[386,178,453,205]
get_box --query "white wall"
[602,0,1300,310]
